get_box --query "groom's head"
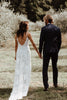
[43,15,53,25]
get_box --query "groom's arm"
[39,28,44,54]
[57,28,62,52]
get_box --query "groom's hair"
[43,15,53,23]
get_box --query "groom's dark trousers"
[39,23,61,89]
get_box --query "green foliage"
[25,0,51,22]
[7,0,67,21]
[52,0,66,11]
[25,0,39,22]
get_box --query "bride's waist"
[17,46,30,51]
[17,47,30,56]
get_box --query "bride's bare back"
[17,33,28,45]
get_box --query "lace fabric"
[9,37,31,100]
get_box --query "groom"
[39,15,61,91]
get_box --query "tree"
[52,0,66,11]
[4,0,67,21]
[25,0,39,22]
[10,0,22,6]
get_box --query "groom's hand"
[39,53,42,59]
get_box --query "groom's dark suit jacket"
[39,23,61,54]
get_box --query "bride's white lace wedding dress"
[9,37,31,100]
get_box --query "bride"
[9,21,40,100]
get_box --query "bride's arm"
[15,34,18,60]
[28,33,40,57]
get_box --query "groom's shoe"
[54,84,58,88]
[54,85,58,88]
[43,88,48,91]
[44,84,49,91]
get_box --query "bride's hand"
[38,53,42,59]
[15,56,16,60]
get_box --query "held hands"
[15,53,42,59]
[38,52,42,59]
[15,56,16,60]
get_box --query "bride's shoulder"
[27,32,31,38]
[27,32,31,35]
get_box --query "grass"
[0,87,67,100]
[0,31,67,100]
[32,65,67,72]
[0,48,67,72]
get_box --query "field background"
[0,31,67,100]
[0,1,67,100]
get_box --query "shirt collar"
[48,23,51,25]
